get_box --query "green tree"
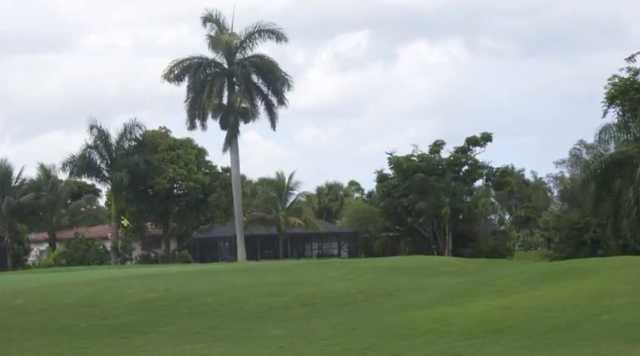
[341,199,388,256]
[30,164,70,252]
[311,181,347,223]
[64,180,108,228]
[129,127,228,254]
[0,158,29,269]
[248,171,314,258]
[345,180,365,200]
[29,164,102,251]
[544,140,612,258]
[162,9,293,262]
[488,165,552,250]
[376,133,494,256]
[63,119,144,263]
[550,53,640,257]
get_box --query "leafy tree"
[248,171,314,258]
[488,165,552,250]
[341,199,389,256]
[0,158,29,269]
[128,127,228,254]
[311,181,347,223]
[64,182,108,228]
[45,235,110,267]
[376,133,493,256]
[63,119,144,263]
[345,180,365,200]
[541,53,640,258]
[162,9,293,262]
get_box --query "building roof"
[193,221,355,239]
[28,224,163,243]
[29,225,113,243]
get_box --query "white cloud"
[1,0,638,190]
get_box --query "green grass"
[1,256,639,355]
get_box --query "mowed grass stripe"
[1,256,639,356]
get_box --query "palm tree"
[62,119,144,263]
[250,171,315,259]
[0,158,27,269]
[31,164,97,252]
[311,182,347,223]
[162,9,293,262]
[31,164,70,251]
[585,53,640,250]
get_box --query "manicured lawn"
[1,256,639,355]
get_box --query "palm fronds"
[162,8,292,150]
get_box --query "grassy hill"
[1,256,639,355]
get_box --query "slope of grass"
[1,256,639,355]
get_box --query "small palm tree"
[31,164,70,251]
[162,9,293,261]
[0,158,27,269]
[63,119,144,262]
[249,171,315,258]
[311,182,347,223]
[31,164,97,252]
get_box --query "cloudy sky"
[1,0,638,190]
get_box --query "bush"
[175,250,193,264]
[38,250,61,268]
[470,230,514,258]
[39,235,111,267]
[137,250,193,264]
[136,252,160,264]
[61,236,111,266]
[512,250,550,261]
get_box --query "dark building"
[0,241,6,270]
[191,222,359,262]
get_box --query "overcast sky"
[1,0,638,190]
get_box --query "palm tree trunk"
[110,197,119,264]
[444,221,452,257]
[230,137,247,262]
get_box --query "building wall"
[0,241,7,270]
[192,233,357,262]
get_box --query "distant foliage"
[44,235,111,267]
[136,250,193,265]
[541,54,640,259]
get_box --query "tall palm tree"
[62,119,144,263]
[162,9,293,262]
[0,158,27,269]
[250,171,315,258]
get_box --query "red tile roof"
[29,225,112,243]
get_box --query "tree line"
[2,7,639,268]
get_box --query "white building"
[28,224,177,264]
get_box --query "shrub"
[137,250,193,264]
[470,230,514,258]
[47,235,111,267]
[62,236,110,266]
[175,250,193,264]
[136,252,160,264]
[38,250,61,268]
[512,250,550,261]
